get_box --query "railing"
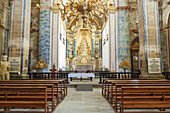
[99,72,141,84]
[59,70,109,78]
[27,72,69,83]
[27,71,141,84]
[59,71,77,73]
[162,72,170,79]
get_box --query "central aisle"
[54,88,114,113]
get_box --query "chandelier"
[51,0,116,28]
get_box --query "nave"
[2,77,170,113]
[55,88,113,113]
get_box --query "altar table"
[68,73,95,81]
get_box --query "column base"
[139,74,165,79]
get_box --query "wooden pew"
[114,84,170,112]
[18,79,68,96]
[0,79,67,105]
[9,79,68,97]
[102,79,150,97]
[119,86,170,113]
[104,80,170,101]
[0,84,55,112]
[0,86,49,113]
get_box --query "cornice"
[117,6,129,11]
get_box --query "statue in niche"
[95,47,99,58]
[0,55,11,80]
[69,47,74,59]
[81,57,87,64]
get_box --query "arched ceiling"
[57,0,112,30]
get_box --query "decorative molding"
[117,6,129,11]
[40,5,50,10]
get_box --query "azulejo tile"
[117,10,131,71]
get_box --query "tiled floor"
[54,88,114,113]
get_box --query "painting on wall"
[9,57,21,73]
[148,58,161,74]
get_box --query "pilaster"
[117,1,131,72]
[138,0,164,78]
[38,0,51,71]
[9,0,31,74]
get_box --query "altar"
[68,73,95,81]
[76,64,92,71]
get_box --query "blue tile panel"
[39,10,51,71]
[92,39,94,57]
[66,39,69,58]
[99,39,102,58]
[117,10,131,72]
[156,4,161,68]
[74,39,77,57]
[142,0,148,73]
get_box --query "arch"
[131,37,139,46]
[131,37,139,72]
[67,14,101,30]
[131,35,139,44]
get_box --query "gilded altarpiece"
[66,29,102,71]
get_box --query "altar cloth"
[68,73,95,78]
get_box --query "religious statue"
[69,47,74,59]
[95,47,99,59]
[50,64,57,79]
[0,55,11,80]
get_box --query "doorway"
[131,37,139,72]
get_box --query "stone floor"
[54,88,114,113]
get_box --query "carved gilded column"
[95,31,102,70]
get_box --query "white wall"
[102,21,110,70]
[58,14,66,70]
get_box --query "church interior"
[0,0,170,113]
